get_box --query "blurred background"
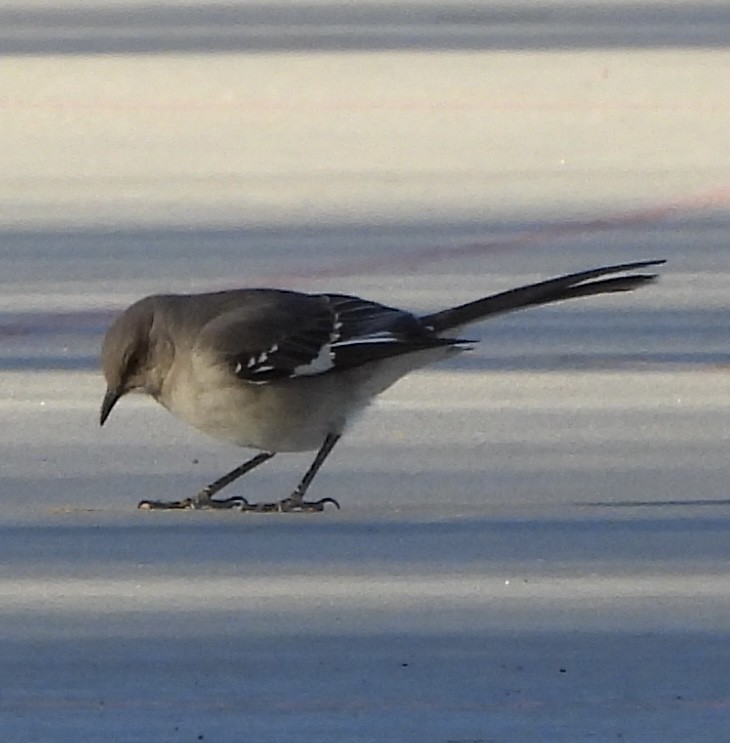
[1,0,728,372]
[0,4,728,740]
[1,2,729,281]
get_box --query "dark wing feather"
[323,294,463,370]
[194,290,336,383]
[194,289,464,384]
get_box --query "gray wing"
[195,289,463,384]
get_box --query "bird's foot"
[137,493,240,510]
[234,495,341,513]
[138,498,193,510]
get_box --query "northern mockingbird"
[100,259,664,512]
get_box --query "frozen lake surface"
[1,2,729,740]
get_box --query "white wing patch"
[292,342,335,376]
[291,320,340,377]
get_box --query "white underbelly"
[160,346,460,452]
[161,367,364,452]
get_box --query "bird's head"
[100,297,157,426]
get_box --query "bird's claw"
[234,496,341,512]
[138,498,194,510]
[137,495,236,510]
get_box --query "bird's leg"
[138,452,275,510]
[237,434,342,513]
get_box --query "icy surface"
[1,2,729,741]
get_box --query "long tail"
[420,259,665,333]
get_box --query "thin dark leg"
[138,451,275,510]
[285,433,342,510]
[200,452,276,500]
[237,433,342,513]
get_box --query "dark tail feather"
[421,260,665,333]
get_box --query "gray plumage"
[100,259,664,511]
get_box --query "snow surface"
[1,2,729,741]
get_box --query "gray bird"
[100,260,664,512]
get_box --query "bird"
[100,259,664,512]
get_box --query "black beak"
[100,388,122,426]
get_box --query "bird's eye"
[123,346,145,379]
